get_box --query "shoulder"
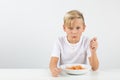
[81,35,91,46]
[55,35,66,45]
[82,35,90,42]
[57,35,64,41]
[57,35,66,44]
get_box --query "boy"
[49,10,99,77]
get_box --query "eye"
[76,27,80,29]
[68,27,73,30]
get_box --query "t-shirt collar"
[64,34,83,47]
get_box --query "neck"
[67,36,80,44]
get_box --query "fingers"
[90,37,98,49]
[55,68,62,73]
[52,68,62,77]
[91,37,97,42]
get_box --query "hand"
[90,37,98,52]
[51,67,62,77]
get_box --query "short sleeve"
[87,47,91,57]
[50,38,61,58]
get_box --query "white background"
[0,0,120,70]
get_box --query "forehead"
[71,18,83,25]
[69,18,84,27]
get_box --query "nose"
[72,29,77,34]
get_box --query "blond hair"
[63,10,85,26]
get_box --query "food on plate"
[60,64,91,75]
[66,65,85,70]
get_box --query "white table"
[0,68,120,80]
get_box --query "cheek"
[79,29,84,33]
[67,31,72,34]
[65,30,71,35]
[77,30,82,33]
[66,29,72,33]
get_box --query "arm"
[89,52,99,71]
[89,37,99,71]
[49,57,62,77]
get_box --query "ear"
[83,25,86,32]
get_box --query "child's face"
[63,19,85,43]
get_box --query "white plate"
[60,64,91,75]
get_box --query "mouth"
[72,36,77,38]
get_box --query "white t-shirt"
[51,35,91,66]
